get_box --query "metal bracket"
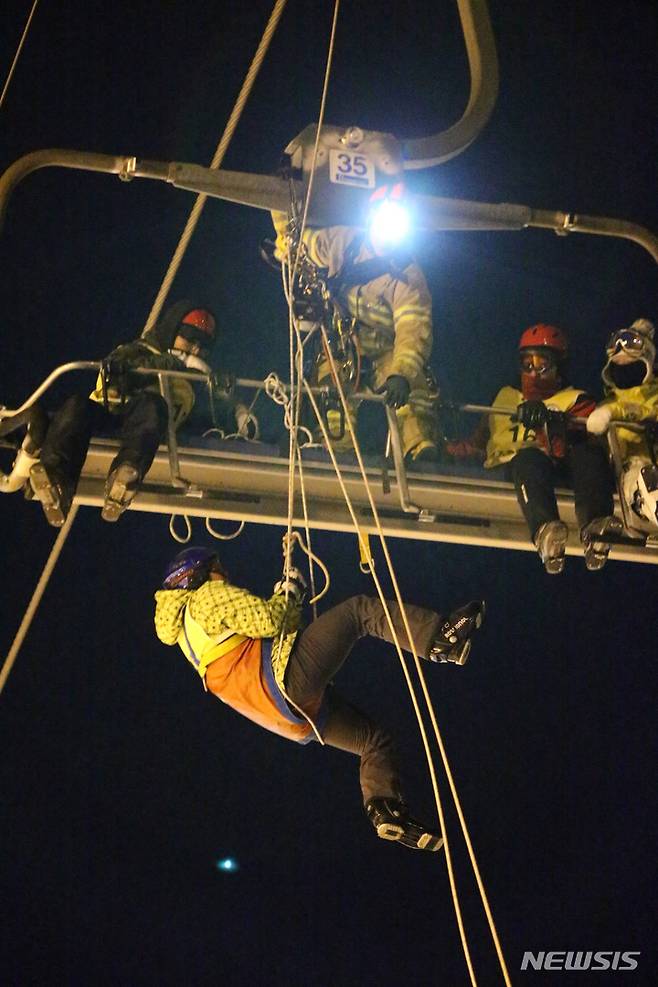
[157,373,190,490]
[118,156,137,182]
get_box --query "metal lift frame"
[2,363,657,565]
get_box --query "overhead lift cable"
[0,0,40,113]
[1,1,287,697]
[141,0,288,337]
[0,504,79,697]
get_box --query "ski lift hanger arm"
[1,149,656,264]
[402,0,499,169]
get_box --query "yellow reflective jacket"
[597,382,658,458]
[485,385,588,468]
[272,215,433,382]
[154,579,312,742]
[154,579,302,687]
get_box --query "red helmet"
[181,308,216,339]
[518,324,568,356]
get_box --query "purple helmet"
[162,546,219,590]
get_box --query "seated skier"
[447,324,618,572]
[154,546,485,852]
[30,300,257,525]
[586,318,658,530]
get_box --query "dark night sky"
[1,2,657,985]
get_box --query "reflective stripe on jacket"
[178,605,248,677]
[273,217,433,382]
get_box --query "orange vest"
[204,637,322,745]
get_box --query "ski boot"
[636,464,658,526]
[29,462,74,527]
[427,600,485,666]
[534,520,568,574]
[581,515,623,571]
[365,797,443,852]
[101,463,141,522]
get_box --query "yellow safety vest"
[177,606,247,679]
[485,386,585,468]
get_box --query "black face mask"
[608,360,647,389]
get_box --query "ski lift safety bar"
[0,362,416,516]
[2,362,657,564]
[1,150,657,264]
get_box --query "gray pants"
[284,595,443,804]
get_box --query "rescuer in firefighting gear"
[30,301,256,526]
[154,545,485,852]
[586,318,658,529]
[271,192,439,463]
[447,324,618,573]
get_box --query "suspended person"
[447,324,618,572]
[586,319,658,530]
[31,301,256,525]
[271,183,440,464]
[154,546,485,852]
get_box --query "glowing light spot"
[368,200,411,248]
[216,857,239,872]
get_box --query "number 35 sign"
[329,149,376,189]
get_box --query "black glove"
[515,400,548,429]
[377,375,410,409]
[212,371,236,398]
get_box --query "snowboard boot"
[581,515,623,571]
[30,462,75,527]
[365,797,443,852]
[101,462,141,522]
[534,519,568,574]
[427,600,485,666]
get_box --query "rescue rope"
[169,513,192,544]
[283,530,330,606]
[168,513,245,544]
[0,503,79,697]
[269,0,489,973]
[206,517,245,541]
[278,0,340,609]
[299,374,475,986]
[290,0,341,281]
[312,332,511,986]
[141,0,288,337]
[0,0,40,112]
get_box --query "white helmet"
[602,318,656,388]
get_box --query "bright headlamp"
[368,198,411,248]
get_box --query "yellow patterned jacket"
[273,215,433,382]
[155,579,302,685]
